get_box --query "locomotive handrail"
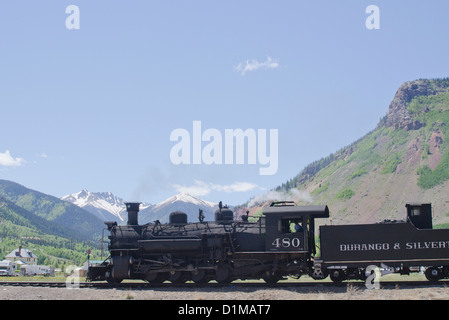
[139,235,202,240]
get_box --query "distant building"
[20,265,54,277]
[5,246,38,265]
[0,260,18,276]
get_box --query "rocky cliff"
[241,78,449,227]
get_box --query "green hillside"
[0,180,106,269]
[273,78,449,226]
[0,200,103,269]
[0,179,104,238]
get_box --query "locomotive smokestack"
[125,202,140,225]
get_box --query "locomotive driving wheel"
[215,265,232,284]
[262,271,282,285]
[191,269,208,284]
[168,271,189,284]
[106,277,123,285]
[145,272,168,284]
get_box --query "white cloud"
[172,180,211,197]
[172,180,261,197]
[234,56,280,76]
[209,181,261,193]
[0,150,26,167]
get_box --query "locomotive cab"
[263,202,329,254]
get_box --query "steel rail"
[1,280,448,289]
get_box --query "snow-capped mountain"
[62,190,225,224]
[140,193,219,224]
[152,193,217,211]
[61,190,152,222]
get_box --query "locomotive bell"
[125,202,140,225]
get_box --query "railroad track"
[0,281,98,288]
[1,280,448,289]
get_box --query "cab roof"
[262,205,329,218]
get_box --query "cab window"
[278,218,303,233]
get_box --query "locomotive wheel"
[146,272,168,284]
[215,266,232,284]
[106,277,123,285]
[262,271,281,285]
[329,269,346,283]
[191,269,208,284]
[168,271,189,284]
[425,266,442,282]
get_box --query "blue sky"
[1,1,449,205]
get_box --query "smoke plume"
[248,189,313,207]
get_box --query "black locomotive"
[87,201,449,284]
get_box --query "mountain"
[61,190,220,225]
[0,198,89,242]
[0,180,105,269]
[241,78,449,227]
[0,179,104,239]
[0,197,101,269]
[139,193,219,224]
[61,190,152,223]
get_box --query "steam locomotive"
[87,201,449,284]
